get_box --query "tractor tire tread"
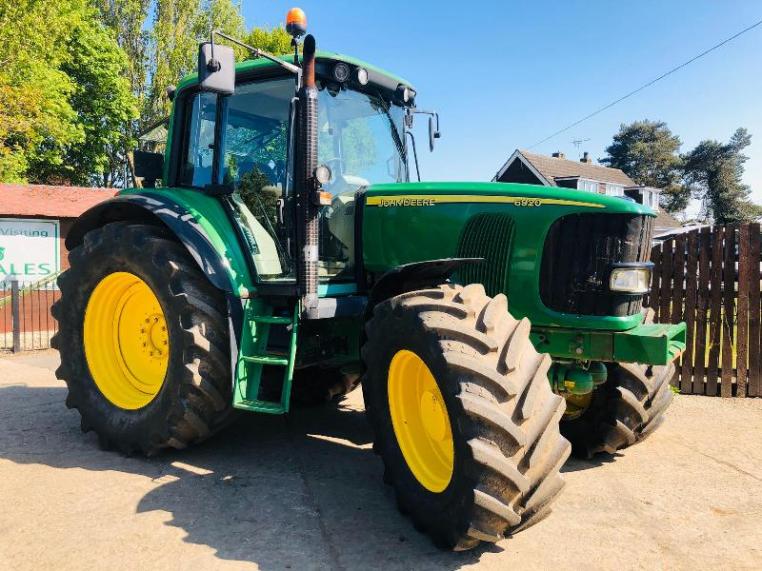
[561,360,674,458]
[52,222,235,456]
[363,283,569,550]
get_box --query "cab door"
[217,77,297,281]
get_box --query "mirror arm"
[212,30,301,75]
[413,108,440,131]
[405,131,421,182]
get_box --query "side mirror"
[428,115,441,152]
[198,42,235,95]
[133,150,164,188]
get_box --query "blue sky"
[242,1,762,213]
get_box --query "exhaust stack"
[297,34,319,318]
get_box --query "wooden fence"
[648,222,760,397]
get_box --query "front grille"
[539,213,653,316]
[456,213,515,297]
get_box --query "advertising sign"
[0,218,60,286]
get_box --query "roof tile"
[519,150,636,187]
[0,184,116,218]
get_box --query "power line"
[528,18,762,150]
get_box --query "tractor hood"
[363,181,654,216]
[361,181,656,333]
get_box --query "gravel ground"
[1,350,761,571]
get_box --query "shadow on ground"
[0,383,514,569]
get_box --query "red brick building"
[0,184,116,277]
[0,184,115,341]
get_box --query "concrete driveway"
[1,350,761,570]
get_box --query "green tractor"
[52,11,686,551]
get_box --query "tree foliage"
[244,27,294,56]
[0,0,293,186]
[601,120,688,212]
[147,0,243,122]
[682,128,762,224]
[0,1,83,182]
[46,14,136,186]
[97,0,151,103]
[603,120,760,222]
[96,1,151,186]
[0,0,136,185]
[147,1,290,124]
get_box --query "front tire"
[52,222,233,455]
[362,284,570,550]
[561,362,674,458]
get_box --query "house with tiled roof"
[493,149,680,233]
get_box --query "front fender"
[367,258,483,312]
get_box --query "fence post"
[11,278,21,353]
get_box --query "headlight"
[609,267,651,294]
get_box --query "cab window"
[220,78,294,279]
[178,92,217,188]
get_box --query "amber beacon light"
[286,7,307,38]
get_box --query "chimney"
[580,151,592,163]
[551,151,566,159]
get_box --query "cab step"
[233,304,298,415]
[241,354,289,366]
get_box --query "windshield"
[314,83,409,281]
[317,83,408,194]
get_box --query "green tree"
[0,0,295,185]
[147,0,246,123]
[601,120,689,212]
[96,0,151,185]
[34,14,137,186]
[147,0,201,122]
[244,26,293,56]
[0,0,82,182]
[0,0,135,185]
[146,0,293,124]
[682,128,761,224]
[97,1,151,104]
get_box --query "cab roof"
[177,49,413,93]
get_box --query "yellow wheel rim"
[83,272,169,410]
[387,349,454,492]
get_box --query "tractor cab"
[159,42,420,290]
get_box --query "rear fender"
[67,192,256,376]
[67,193,253,295]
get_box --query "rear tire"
[52,222,234,455]
[362,284,570,550]
[291,366,361,405]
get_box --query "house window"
[642,189,660,211]
[578,179,599,193]
[606,184,624,197]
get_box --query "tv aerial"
[571,138,590,157]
